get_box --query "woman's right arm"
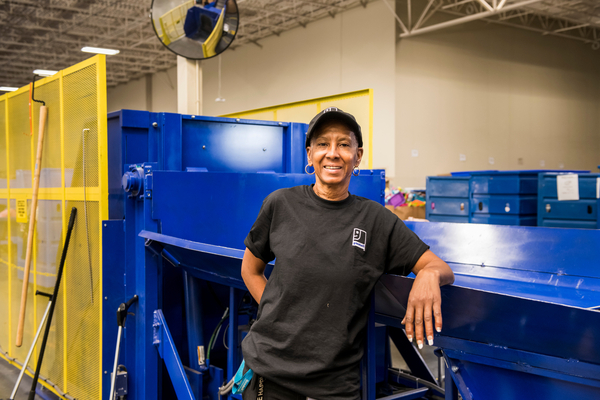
[241,248,267,304]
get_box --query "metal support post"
[132,163,160,399]
[444,365,458,400]
[153,309,196,400]
[227,288,241,388]
[184,272,206,371]
[362,295,376,400]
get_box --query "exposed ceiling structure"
[0,0,598,90]
[394,0,600,45]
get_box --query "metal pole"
[109,326,123,400]
[400,0,544,38]
[413,0,436,31]
[9,296,52,400]
[82,128,94,304]
[381,0,408,34]
[476,0,494,12]
[109,294,138,400]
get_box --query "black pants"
[241,371,307,400]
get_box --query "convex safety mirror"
[151,0,239,59]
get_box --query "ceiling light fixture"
[33,70,58,76]
[81,46,120,55]
[0,87,18,92]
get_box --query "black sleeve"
[385,218,430,276]
[244,194,276,264]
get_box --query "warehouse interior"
[1,0,599,399]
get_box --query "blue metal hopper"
[375,221,600,400]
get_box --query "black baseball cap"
[305,107,363,148]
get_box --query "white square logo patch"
[352,228,367,251]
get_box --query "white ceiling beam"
[401,0,545,37]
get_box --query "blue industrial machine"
[537,172,600,229]
[103,110,418,400]
[103,110,600,400]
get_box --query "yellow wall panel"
[33,80,62,187]
[234,110,276,121]
[7,91,32,189]
[276,104,320,125]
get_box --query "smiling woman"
[238,107,454,400]
[306,112,364,201]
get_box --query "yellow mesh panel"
[9,198,36,362]
[8,92,32,189]
[0,199,9,351]
[65,200,100,400]
[64,65,99,189]
[0,55,106,400]
[33,80,62,188]
[35,199,64,385]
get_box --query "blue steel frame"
[153,310,196,400]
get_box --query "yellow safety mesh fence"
[220,89,374,168]
[8,91,31,189]
[0,55,108,400]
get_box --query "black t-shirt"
[242,185,429,400]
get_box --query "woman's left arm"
[401,250,454,349]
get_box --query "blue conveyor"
[376,222,600,400]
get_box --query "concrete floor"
[0,357,59,400]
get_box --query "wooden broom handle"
[16,105,47,347]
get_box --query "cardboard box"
[385,205,426,220]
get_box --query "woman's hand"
[402,250,454,349]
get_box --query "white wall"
[395,21,600,187]
[106,1,600,187]
[107,67,177,113]
[107,75,147,113]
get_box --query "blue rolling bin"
[425,176,469,223]
[469,171,539,226]
[537,172,600,229]
[426,170,589,226]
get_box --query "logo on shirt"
[352,228,367,251]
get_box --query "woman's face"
[306,122,363,192]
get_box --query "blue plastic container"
[537,172,600,229]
